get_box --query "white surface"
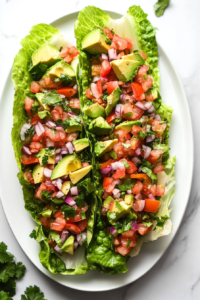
[0,0,199,299]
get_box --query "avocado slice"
[122,52,145,65]
[61,181,71,195]
[107,200,131,222]
[84,103,105,119]
[71,56,79,73]
[32,44,61,67]
[64,118,82,133]
[103,196,114,209]
[37,149,56,166]
[110,59,140,82]
[82,28,110,54]
[94,139,118,157]
[69,165,92,184]
[61,236,74,255]
[88,116,111,136]
[105,87,122,116]
[51,155,82,180]
[115,120,141,132]
[73,138,89,152]
[124,194,134,205]
[35,93,50,111]
[33,164,45,184]
[43,60,76,80]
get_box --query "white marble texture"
[0,0,200,299]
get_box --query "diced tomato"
[50,222,65,231]
[104,184,115,193]
[24,97,34,112]
[107,81,119,95]
[121,230,135,238]
[69,98,80,110]
[155,184,165,196]
[137,223,153,235]
[86,88,94,99]
[35,181,56,200]
[92,64,102,76]
[77,219,87,232]
[56,87,76,99]
[21,155,39,165]
[152,120,167,134]
[103,177,114,189]
[115,245,131,256]
[45,128,65,142]
[39,216,51,228]
[31,114,42,125]
[130,138,141,150]
[114,130,131,143]
[125,161,137,174]
[54,209,64,218]
[61,46,79,64]
[100,60,112,77]
[148,149,164,164]
[100,159,113,169]
[112,34,127,51]
[102,27,113,40]
[153,162,164,173]
[113,142,130,159]
[65,222,81,235]
[122,103,144,121]
[125,37,134,50]
[68,46,79,58]
[107,68,118,82]
[51,106,63,121]
[48,239,57,248]
[117,51,125,59]
[29,142,43,153]
[144,199,160,213]
[131,82,144,97]
[23,171,34,184]
[113,169,126,180]
[55,217,66,226]
[30,81,42,93]
[106,110,116,123]
[132,181,143,194]
[114,237,120,246]
[60,46,69,58]
[65,132,79,143]
[131,125,144,136]
[143,184,157,196]
[139,51,147,59]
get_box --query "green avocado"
[64,118,82,133]
[115,120,141,132]
[61,236,74,255]
[94,139,118,157]
[122,51,145,65]
[110,59,139,82]
[73,138,89,152]
[84,103,105,119]
[71,56,79,73]
[69,165,92,184]
[103,196,114,209]
[105,87,122,116]
[35,93,50,111]
[32,44,61,67]
[43,60,76,80]
[51,154,82,180]
[107,200,131,222]
[88,116,111,136]
[124,194,134,205]
[32,164,45,184]
[37,148,56,166]
[81,28,110,54]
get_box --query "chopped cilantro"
[24,126,35,139]
[154,0,170,17]
[123,112,133,118]
[54,73,73,86]
[61,205,76,219]
[142,221,153,228]
[81,211,86,220]
[123,160,130,168]
[42,155,48,165]
[38,110,51,119]
[127,239,131,247]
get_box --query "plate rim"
[0,9,194,292]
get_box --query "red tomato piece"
[31,114,42,125]
[131,125,144,136]
[103,177,114,189]
[69,98,80,110]
[54,209,64,218]
[115,245,131,256]
[106,110,116,123]
[29,142,43,153]
[125,37,134,50]
[107,81,119,95]
[86,88,94,99]
[50,222,65,231]
[45,128,62,142]
[131,82,144,97]
[148,149,164,164]
[143,184,157,196]
[102,27,113,39]
[23,171,34,184]
[100,60,112,77]
[65,223,81,234]
[56,87,77,98]
[39,216,51,228]
[155,184,165,196]
[132,181,143,194]
[114,130,131,143]
[130,138,141,150]
[125,161,137,174]
[24,97,34,112]
[113,169,126,180]
[122,103,144,121]
[144,199,160,213]
[153,162,164,173]
[30,81,42,93]
[77,219,87,232]
[152,120,167,133]
[137,223,153,235]
[21,155,39,165]
[112,34,127,50]
[139,51,147,59]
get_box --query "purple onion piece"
[59,94,66,98]
[60,229,70,245]
[126,190,132,194]
[55,154,62,164]
[35,122,45,136]
[101,53,108,60]
[46,121,56,128]
[154,114,161,120]
[135,147,142,156]
[132,157,142,165]
[135,193,142,201]
[68,112,77,118]
[147,105,155,113]
[56,148,61,154]
[93,76,100,82]
[111,161,125,170]
[144,102,153,110]
[66,142,75,154]
[142,145,151,159]
[100,166,112,174]
[110,227,118,237]
[115,104,123,119]
[108,49,117,61]
[20,123,31,141]
[148,193,156,200]
[74,241,79,249]
[70,186,79,196]
[46,138,54,147]
[56,178,63,190]
[56,191,64,198]
[22,146,31,155]
[132,221,138,230]
[65,196,76,206]
[146,135,156,143]
[112,188,120,196]
[43,168,52,178]
[120,94,126,102]
[54,245,62,254]
[73,84,78,91]
[135,101,147,111]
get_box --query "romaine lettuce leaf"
[157,104,173,145]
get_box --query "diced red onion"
[35,122,45,136]
[54,245,62,254]
[20,123,31,140]
[115,104,123,119]
[142,145,151,159]
[68,112,77,118]
[56,148,61,154]
[135,101,147,110]
[132,157,142,165]
[113,192,121,199]
[154,114,161,121]
[66,142,75,154]
[22,146,31,155]
[61,147,68,155]
[90,83,99,98]
[93,76,100,82]
[43,168,52,178]
[65,100,69,104]
[73,84,78,91]
[111,161,125,170]
[46,121,56,128]
[100,166,112,174]
[148,193,156,200]
[55,154,62,164]
[56,178,63,190]
[73,204,78,209]
[126,190,132,194]
[46,138,54,147]
[120,94,126,102]
[113,179,122,186]
[138,200,145,211]
[65,196,76,206]
[113,188,120,196]
[56,125,63,131]
[60,229,70,245]
[59,94,66,98]
[77,232,87,245]
[146,135,156,143]
[70,186,78,196]
[110,227,118,237]
[56,191,64,198]
[147,105,155,113]
[108,49,117,61]
[74,241,79,249]
[135,147,142,156]
[135,193,142,200]
[132,221,138,230]
[150,112,155,118]
[144,102,153,110]
[138,166,142,173]
[101,53,108,60]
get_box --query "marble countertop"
[0,0,200,299]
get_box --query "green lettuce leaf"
[157,104,173,145]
